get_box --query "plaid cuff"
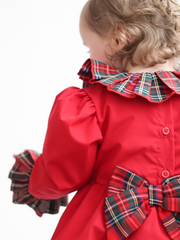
[9,150,68,217]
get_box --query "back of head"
[86,0,180,70]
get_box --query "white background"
[1,0,88,239]
[1,1,180,239]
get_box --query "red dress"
[9,59,180,240]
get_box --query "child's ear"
[109,24,126,51]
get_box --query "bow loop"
[105,187,148,223]
[163,177,180,197]
[107,166,148,197]
[105,167,180,240]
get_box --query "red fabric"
[28,84,180,240]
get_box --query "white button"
[162,127,170,136]
[162,170,170,178]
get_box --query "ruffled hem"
[78,58,180,103]
[9,150,67,217]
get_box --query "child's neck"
[126,60,176,73]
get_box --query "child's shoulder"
[51,86,100,119]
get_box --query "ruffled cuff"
[8,150,68,217]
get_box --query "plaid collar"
[78,58,180,103]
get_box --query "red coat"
[17,59,180,239]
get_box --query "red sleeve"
[28,87,102,200]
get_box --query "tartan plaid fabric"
[78,58,180,103]
[105,166,180,240]
[9,150,68,217]
[149,185,163,207]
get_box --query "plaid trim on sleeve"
[78,58,180,103]
[105,166,180,240]
[9,150,68,217]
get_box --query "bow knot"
[105,167,180,240]
[148,185,163,207]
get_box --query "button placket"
[160,126,171,179]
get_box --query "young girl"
[9,0,180,239]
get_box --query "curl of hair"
[86,0,180,70]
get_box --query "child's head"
[80,0,180,71]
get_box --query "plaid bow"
[105,166,180,240]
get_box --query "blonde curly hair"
[85,0,180,70]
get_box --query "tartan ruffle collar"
[78,58,180,103]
